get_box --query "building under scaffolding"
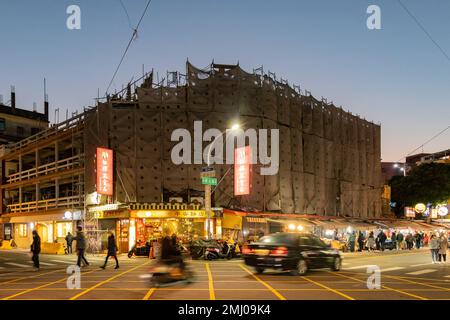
[0,61,382,252]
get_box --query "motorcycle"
[143,259,194,287]
[128,240,151,258]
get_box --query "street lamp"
[204,123,240,239]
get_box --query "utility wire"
[397,0,450,62]
[396,125,450,162]
[119,0,133,30]
[105,0,153,96]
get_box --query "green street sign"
[202,177,218,186]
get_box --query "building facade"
[0,62,383,251]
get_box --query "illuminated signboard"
[414,203,426,214]
[96,148,113,196]
[234,146,251,196]
[405,207,416,218]
[438,206,449,217]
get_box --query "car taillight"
[270,247,288,256]
[242,246,254,255]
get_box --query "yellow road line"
[143,288,156,300]
[327,271,428,300]
[239,264,286,300]
[302,276,355,300]
[69,261,150,300]
[205,263,215,300]
[2,269,96,300]
[0,269,65,285]
[383,274,450,292]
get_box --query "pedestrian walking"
[100,232,119,270]
[357,231,365,252]
[415,233,421,249]
[423,233,429,247]
[391,231,397,250]
[396,232,404,251]
[367,232,376,252]
[65,232,73,254]
[75,226,89,267]
[429,235,439,264]
[30,230,41,271]
[348,231,356,252]
[438,234,448,263]
[378,231,387,251]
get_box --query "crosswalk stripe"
[410,263,433,267]
[0,266,5,269]
[5,262,29,268]
[345,265,372,270]
[26,261,56,266]
[50,260,75,265]
[445,275,450,278]
[407,269,438,276]
[381,267,405,272]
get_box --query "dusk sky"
[0,0,449,162]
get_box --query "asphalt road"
[0,249,449,300]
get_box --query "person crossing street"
[75,226,90,268]
[100,232,120,270]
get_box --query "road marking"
[143,288,156,300]
[326,271,428,300]
[0,267,4,269]
[0,269,64,285]
[239,264,286,300]
[69,261,150,300]
[205,263,215,300]
[302,276,354,300]
[26,261,56,266]
[5,263,29,268]
[345,265,372,270]
[2,269,96,300]
[406,269,438,276]
[50,260,76,265]
[445,275,450,278]
[410,263,433,267]
[381,267,405,272]
[384,274,450,293]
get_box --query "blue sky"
[0,0,449,161]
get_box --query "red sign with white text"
[96,148,113,196]
[234,146,251,196]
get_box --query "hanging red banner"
[96,147,113,196]
[234,146,251,196]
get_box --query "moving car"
[242,232,342,275]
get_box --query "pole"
[205,184,212,239]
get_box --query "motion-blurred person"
[357,231,365,252]
[100,232,119,270]
[391,231,396,249]
[367,232,375,252]
[30,230,41,271]
[348,231,356,252]
[75,226,89,267]
[429,234,439,264]
[378,231,387,251]
[438,234,448,263]
[65,232,73,254]
[396,232,404,251]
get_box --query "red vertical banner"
[96,147,113,196]
[234,146,251,196]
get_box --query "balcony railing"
[7,195,84,213]
[7,154,84,184]
[0,111,87,157]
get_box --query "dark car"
[242,232,342,275]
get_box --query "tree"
[389,163,450,217]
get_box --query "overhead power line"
[105,0,153,96]
[396,125,450,162]
[397,0,450,62]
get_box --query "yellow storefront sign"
[131,210,208,219]
[222,213,242,230]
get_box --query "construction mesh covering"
[84,62,382,218]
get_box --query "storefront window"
[56,222,73,238]
[17,224,28,237]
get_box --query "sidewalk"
[341,247,427,258]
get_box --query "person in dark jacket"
[75,226,89,267]
[378,231,387,251]
[100,232,119,269]
[65,232,73,254]
[357,231,365,252]
[30,230,41,271]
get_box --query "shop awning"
[222,213,243,230]
[373,220,424,230]
[4,210,82,223]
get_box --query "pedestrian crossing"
[380,267,405,272]
[5,262,29,268]
[406,269,437,276]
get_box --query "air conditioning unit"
[190,197,204,205]
[169,197,183,204]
